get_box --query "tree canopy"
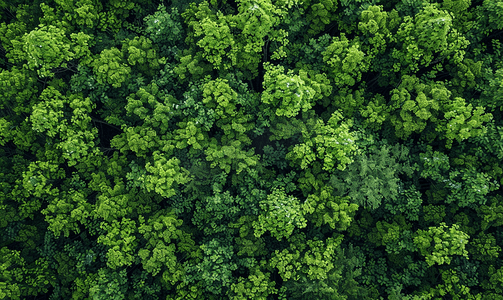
[1,0,503,299]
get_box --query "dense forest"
[1,0,503,299]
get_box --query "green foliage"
[478,0,503,32]
[261,141,288,170]
[190,5,236,70]
[58,95,99,167]
[91,47,131,88]
[419,268,482,299]
[437,97,493,149]
[192,191,244,235]
[144,151,191,198]
[392,4,469,74]
[30,86,67,138]
[261,63,317,118]
[283,242,365,299]
[286,110,358,171]
[144,5,184,56]
[303,186,359,230]
[174,119,208,152]
[230,215,267,257]
[88,268,128,300]
[419,144,451,181]
[270,233,344,281]
[473,121,503,160]
[322,33,369,87]
[478,67,503,111]
[41,189,92,238]
[423,204,446,224]
[110,125,157,157]
[358,5,395,57]
[0,247,24,300]
[384,183,422,221]
[137,209,187,279]
[368,215,417,255]
[94,182,134,223]
[443,0,471,14]
[97,217,138,269]
[20,159,64,202]
[129,269,162,299]
[2,1,503,299]
[228,266,277,300]
[469,232,501,261]
[330,142,416,210]
[0,66,38,115]
[414,223,469,267]
[231,0,284,75]
[388,76,451,140]
[445,167,500,207]
[0,247,55,300]
[122,36,161,75]
[330,86,365,118]
[124,83,175,134]
[202,78,238,119]
[204,138,259,174]
[253,187,307,240]
[286,34,331,70]
[360,93,391,131]
[12,24,92,77]
[303,0,339,35]
[484,265,503,296]
[186,237,238,295]
[174,52,213,82]
[477,195,503,231]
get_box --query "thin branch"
[263,37,270,62]
[481,29,503,43]
[3,7,16,20]
[366,74,382,89]
[91,118,121,131]
[248,79,255,91]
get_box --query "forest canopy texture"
[1,0,503,299]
